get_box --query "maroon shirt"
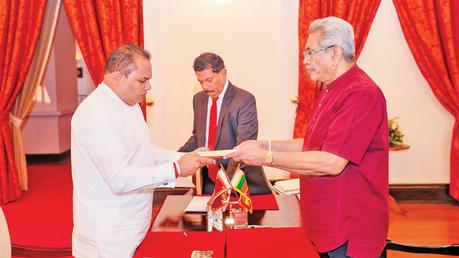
[300,65,389,257]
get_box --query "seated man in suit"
[179,52,271,195]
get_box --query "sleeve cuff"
[154,162,177,188]
[173,162,181,177]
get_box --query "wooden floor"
[388,202,459,258]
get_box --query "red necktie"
[208,97,219,181]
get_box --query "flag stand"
[206,165,252,231]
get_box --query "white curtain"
[10,0,61,190]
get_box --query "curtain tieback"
[9,113,23,128]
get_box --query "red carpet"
[1,163,73,249]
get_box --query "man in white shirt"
[71,44,215,258]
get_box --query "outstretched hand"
[224,140,268,166]
[178,148,215,177]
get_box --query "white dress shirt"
[71,82,182,258]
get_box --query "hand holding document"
[197,149,235,158]
[178,148,216,177]
[223,140,266,166]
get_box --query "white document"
[197,149,235,157]
[184,196,211,213]
[175,176,195,188]
[272,178,300,195]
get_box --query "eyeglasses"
[304,45,335,58]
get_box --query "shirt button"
[318,103,322,107]
[325,89,329,93]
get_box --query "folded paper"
[197,149,235,157]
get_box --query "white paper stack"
[197,149,235,157]
[185,196,211,213]
[175,176,195,188]
[272,178,299,195]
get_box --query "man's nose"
[145,81,152,91]
[201,82,212,89]
[303,55,310,65]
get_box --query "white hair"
[309,16,355,61]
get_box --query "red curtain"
[294,0,381,137]
[0,0,47,204]
[62,0,146,115]
[393,0,459,200]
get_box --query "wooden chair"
[195,168,203,195]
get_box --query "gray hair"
[105,44,151,77]
[309,17,355,61]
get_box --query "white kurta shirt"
[71,83,182,258]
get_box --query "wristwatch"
[265,151,273,166]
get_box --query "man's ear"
[331,46,342,66]
[115,71,122,81]
[220,68,227,78]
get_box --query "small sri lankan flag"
[231,166,253,213]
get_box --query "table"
[152,194,301,231]
[135,231,225,258]
[135,194,319,258]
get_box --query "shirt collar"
[100,81,118,100]
[325,64,358,91]
[210,79,229,101]
[100,81,135,108]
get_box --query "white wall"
[23,6,78,154]
[358,0,453,183]
[143,0,453,183]
[144,0,298,179]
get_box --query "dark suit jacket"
[179,82,271,195]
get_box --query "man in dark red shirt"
[226,16,389,258]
